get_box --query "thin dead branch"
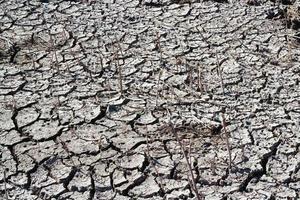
[167,116,203,200]
[221,113,232,171]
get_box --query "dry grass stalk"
[4,168,9,200]
[216,53,225,95]
[210,153,217,176]
[31,52,37,70]
[112,36,125,96]
[197,65,203,92]
[145,126,166,194]
[176,56,182,73]
[284,5,296,62]
[188,62,193,88]
[156,32,163,63]
[155,32,164,106]
[98,50,104,72]
[54,14,72,72]
[287,35,292,61]
[59,129,77,167]
[169,122,203,200]
[47,25,59,72]
[53,13,68,42]
[241,144,247,161]
[155,70,163,106]
[114,48,123,95]
[221,113,232,171]
[41,8,59,72]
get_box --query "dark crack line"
[120,174,147,196]
[238,139,282,192]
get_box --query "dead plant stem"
[4,169,9,200]
[170,122,203,200]
[216,53,225,95]
[221,113,232,171]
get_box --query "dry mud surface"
[0,0,300,199]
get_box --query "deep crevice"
[239,139,282,192]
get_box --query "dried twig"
[115,50,123,95]
[210,153,217,176]
[168,118,203,200]
[155,70,163,106]
[4,168,9,200]
[155,32,164,106]
[216,53,225,95]
[176,56,182,73]
[221,113,232,171]
[156,32,163,63]
[145,126,166,194]
[112,36,124,96]
[41,6,59,72]
[197,65,203,92]
[284,6,293,62]
[173,125,203,199]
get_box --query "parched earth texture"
[0,0,300,199]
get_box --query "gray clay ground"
[0,0,300,199]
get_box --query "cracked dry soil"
[0,0,300,199]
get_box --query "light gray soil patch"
[0,0,300,199]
